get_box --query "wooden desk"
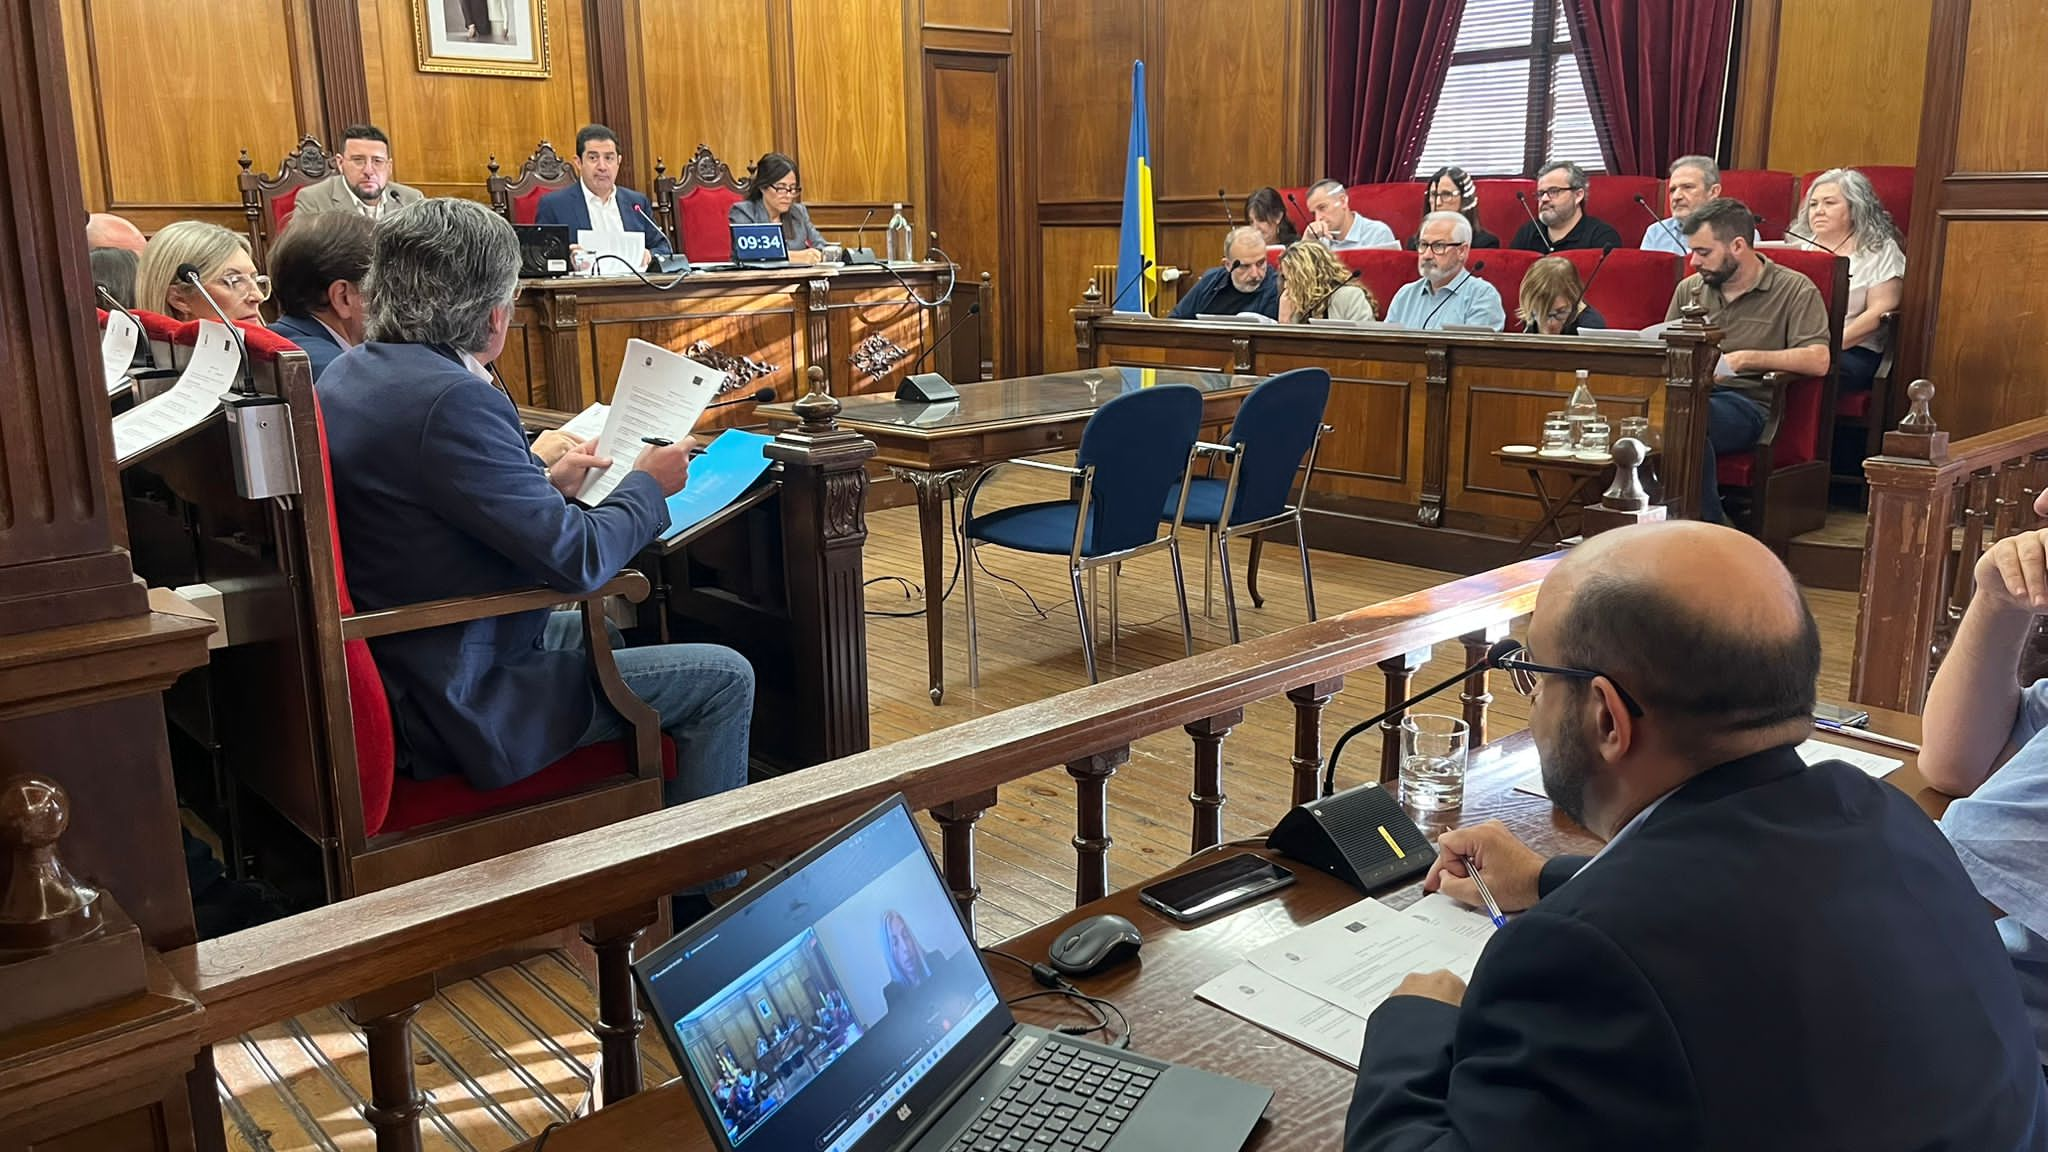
[500,263,979,416]
[758,367,1261,703]
[514,712,1932,1151]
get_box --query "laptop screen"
[638,800,1004,1152]
[731,222,789,263]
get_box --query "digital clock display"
[729,223,788,262]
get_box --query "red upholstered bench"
[654,146,753,263]
[1558,248,1683,332]
[1717,170,1797,239]
[1346,182,1423,248]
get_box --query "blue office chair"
[1163,367,1332,644]
[961,384,1205,686]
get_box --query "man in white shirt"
[1641,156,1724,255]
[291,125,424,222]
[1303,179,1399,250]
[533,123,672,269]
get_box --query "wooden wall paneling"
[1257,352,1417,505]
[1033,0,1142,204]
[1450,369,1658,522]
[1928,220,2048,438]
[361,0,591,200]
[1039,226,1119,373]
[631,0,777,178]
[1952,0,2048,174]
[925,0,1010,32]
[1729,0,1781,169]
[306,0,373,133]
[1154,0,1293,199]
[585,0,637,187]
[790,0,913,209]
[1762,0,1931,174]
[58,0,105,212]
[925,51,1015,374]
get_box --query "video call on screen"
[642,807,998,1152]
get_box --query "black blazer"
[1347,746,2048,1152]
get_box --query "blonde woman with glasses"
[135,221,268,324]
[1277,240,1377,324]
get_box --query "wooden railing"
[149,556,1554,1150]
[1852,379,2048,712]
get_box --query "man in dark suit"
[266,211,374,380]
[317,197,750,924]
[1346,521,2047,1151]
[533,123,671,269]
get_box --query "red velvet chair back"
[1556,248,1684,332]
[653,145,753,262]
[1738,246,1847,471]
[238,135,333,269]
[1472,179,1537,245]
[1583,176,1660,237]
[1277,187,1313,229]
[1347,182,1423,247]
[1716,170,1796,238]
[1468,248,1539,314]
[1335,248,1419,313]
[1800,165,1915,240]
[488,141,577,227]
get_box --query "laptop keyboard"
[946,1041,1159,1152]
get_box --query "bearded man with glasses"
[1168,227,1279,320]
[292,124,423,222]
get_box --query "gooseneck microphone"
[1322,637,1522,795]
[1109,256,1154,315]
[173,262,255,395]
[852,207,876,256]
[704,385,778,410]
[96,285,156,370]
[1418,258,1484,330]
[1558,245,1614,334]
[1633,194,1682,246]
[1285,190,1310,235]
[1782,224,1842,254]
[1218,188,1235,227]
[904,301,982,376]
[1516,191,1552,252]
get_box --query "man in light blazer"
[533,123,671,269]
[292,125,424,224]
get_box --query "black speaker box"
[1266,782,1436,893]
[897,372,960,403]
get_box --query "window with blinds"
[1412,0,1606,178]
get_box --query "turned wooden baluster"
[1068,746,1129,904]
[582,902,660,1105]
[1948,470,1995,626]
[1993,459,2026,541]
[1376,650,1430,785]
[931,788,998,936]
[1287,678,1344,804]
[1186,708,1244,852]
[344,978,435,1152]
[1460,625,1508,746]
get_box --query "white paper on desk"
[556,401,609,441]
[1246,897,1488,1022]
[576,338,722,505]
[1403,891,1501,942]
[1195,963,1366,1070]
[1512,771,1548,800]
[110,319,237,464]
[1637,320,1675,340]
[1796,737,1901,778]
[578,229,645,276]
[101,310,139,394]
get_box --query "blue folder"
[660,430,775,541]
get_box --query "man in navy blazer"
[267,211,374,380]
[317,198,750,919]
[1346,522,2047,1152]
[533,123,671,268]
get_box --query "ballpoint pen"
[1812,716,1921,754]
[1463,855,1509,929]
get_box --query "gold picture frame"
[412,0,552,79]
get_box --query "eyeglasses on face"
[1417,240,1467,255]
[1429,188,1462,202]
[342,154,392,170]
[215,272,272,301]
[765,181,801,195]
[1535,186,1578,201]
[1492,640,1644,716]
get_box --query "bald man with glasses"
[1169,227,1280,320]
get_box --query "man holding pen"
[1341,521,2046,1151]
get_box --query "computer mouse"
[1048,913,1143,978]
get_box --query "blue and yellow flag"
[1113,60,1156,315]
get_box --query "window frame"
[1418,0,1599,178]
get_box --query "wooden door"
[924,50,1018,377]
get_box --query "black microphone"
[1634,193,1682,246]
[1556,245,1613,334]
[1109,256,1154,315]
[629,202,689,263]
[1781,224,1841,254]
[1417,258,1483,330]
[1322,637,1522,795]
[904,301,982,375]
[852,207,876,255]
[174,262,255,395]
[1285,190,1309,234]
[388,188,401,206]
[1516,191,1552,252]
[705,385,777,410]
[96,285,156,370]
[1218,188,1234,227]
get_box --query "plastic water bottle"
[885,204,913,263]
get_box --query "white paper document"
[1637,320,1675,340]
[110,320,238,464]
[556,401,609,442]
[576,338,723,505]
[1796,737,1902,778]
[578,228,646,277]
[101,311,139,394]
[1245,897,1489,1020]
[1195,963,1367,1069]
[1403,891,1501,942]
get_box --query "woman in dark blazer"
[729,152,829,263]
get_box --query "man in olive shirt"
[1665,198,1830,523]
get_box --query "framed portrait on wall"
[412,0,551,78]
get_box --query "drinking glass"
[1400,714,1469,811]
[822,243,845,264]
[1618,416,1655,449]
[1540,420,1572,453]
[1580,420,1611,454]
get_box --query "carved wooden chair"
[238,134,334,269]
[487,140,578,226]
[653,144,752,261]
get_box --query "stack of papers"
[101,310,139,394]
[1511,736,1902,800]
[110,319,238,464]
[1194,893,1495,1069]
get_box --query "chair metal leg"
[1218,532,1240,645]
[1168,539,1194,658]
[1089,566,1100,642]
[1109,561,1120,664]
[1071,566,1099,683]
[1201,525,1215,619]
[1296,515,1318,622]
[963,540,980,688]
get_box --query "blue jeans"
[543,611,754,891]
[1703,390,1768,524]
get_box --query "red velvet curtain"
[1326,0,1468,184]
[1566,0,1737,176]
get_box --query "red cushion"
[1468,248,1539,310]
[1716,170,1796,238]
[1335,248,1420,314]
[1583,176,1660,238]
[270,186,302,235]
[1558,248,1683,332]
[132,308,183,344]
[1805,166,1914,239]
[677,186,743,261]
[513,187,548,226]
[1472,179,1536,246]
[1719,374,1823,486]
[383,736,676,835]
[1277,187,1312,228]
[1347,183,1423,247]
[1836,389,1871,419]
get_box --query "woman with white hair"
[1791,168,1905,397]
[134,221,266,323]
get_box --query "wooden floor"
[216,469,1866,1150]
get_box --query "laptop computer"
[513,224,573,277]
[730,221,799,269]
[633,796,1272,1152]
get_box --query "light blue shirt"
[1382,270,1506,331]
[1640,217,1688,255]
[1334,212,1400,250]
[1941,679,2048,1063]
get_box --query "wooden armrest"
[341,571,650,641]
[518,404,577,432]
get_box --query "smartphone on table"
[1139,853,1296,924]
